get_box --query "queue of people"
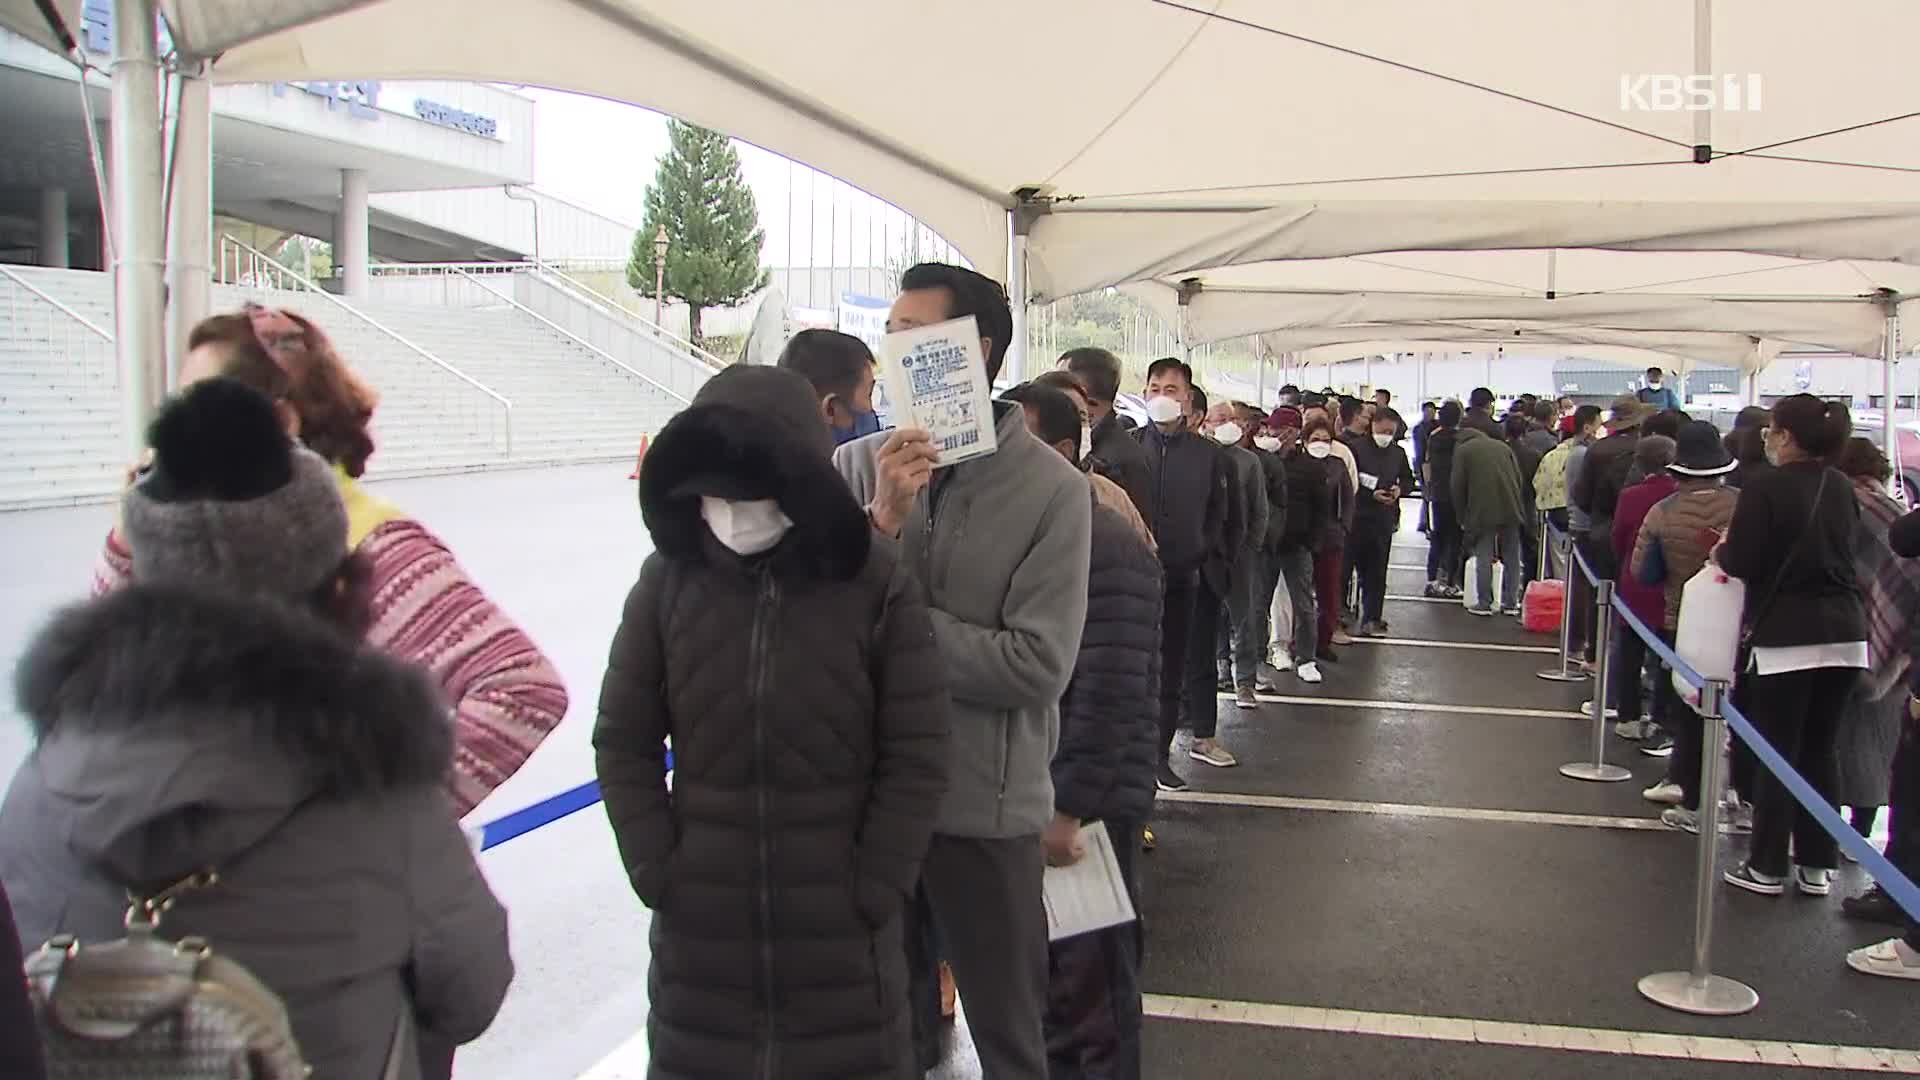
[3,277,1918,1080]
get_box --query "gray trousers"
[1276,546,1318,664]
[923,832,1048,1080]
[1217,549,1266,688]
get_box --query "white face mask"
[1253,435,1283,452]
[1079,425,1093,461]
[1145,395,1185,424]
[1648,379,1663,389]
[1372,433,1394,448]
[699,496,793,556]
[1212,422,1244,446]
[1306,441,1332,459]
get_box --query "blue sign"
[79,0,172,56]
[272,80,383,120]
[413,99,498,139]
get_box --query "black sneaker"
[1843,886,1906,925]
[1155,763,1189,793]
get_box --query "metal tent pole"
[1006,211,1028,384]
[1639,679,1759,1015]
[165,64,212,390]
[111,0,166,456]
[1561,580,1630,781]
[1883,300,1902,487]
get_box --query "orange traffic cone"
[627,435,650,480]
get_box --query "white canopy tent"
[8,0,1920,440]
[1126,250,1920,359]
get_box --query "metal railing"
[218,237,515,460]
[0,267,117,394]
[440,265,694,407]
[529,263,729,372]
[368,259,730,374]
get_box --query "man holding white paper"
[836,263,1092,1079]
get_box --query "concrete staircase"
[0,268,699,509]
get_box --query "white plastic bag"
[1461,556,1505,610]
[1672,562,1746,711]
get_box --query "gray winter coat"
[837,404,1092,838]
[1,585,511,1080]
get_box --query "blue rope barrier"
[1719,700,1920,924]
[1606,591,1710,690]
[1600,574,1920,922]
[1571,542,1601,588]
[473,749,669,852]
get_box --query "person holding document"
[836,263,1093,1078]
[1004,380,1160,1079]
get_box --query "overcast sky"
[522,88,959,271]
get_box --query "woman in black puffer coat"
[594,366,951,1080]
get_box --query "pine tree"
[629,120,769,349]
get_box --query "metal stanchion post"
[1639,679,1759,1015]
[1535,510,1551,581]
[1561,580,1630,781]
[1537,532,1587,683]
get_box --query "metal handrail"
[371,258,731,372]
[528,261,730,372]
[0,267,113,340]
[449,266,693,406]
[219,237,516,445]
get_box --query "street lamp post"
[652,224,670,330]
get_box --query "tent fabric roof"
[10,0,1920,359]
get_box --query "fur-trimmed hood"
[12,584,451,884]
[641,366,871,582]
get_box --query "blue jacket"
[1637,385,1683,412]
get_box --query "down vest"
[595,366,950,1080]
[1054,495,1164,825]
[1,586,512,1080]
[1630,479,1740,630]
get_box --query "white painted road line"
[1145,994,1920,1072]
[576,1030,648,1079]
[1156,790,1668,831]
[1350,636,1557,655]
[1217,690,1582,720]
[1385,593,1452,604]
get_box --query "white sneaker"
[1579,701,1620,719]
[1848,938,1920,980]
[1295,661,1323,685]
[1642,780,1684,805]
[1190,740,1238,768]
[1270,653,1295,674]
[1796,867,1833,897]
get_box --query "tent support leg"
[1007,212,1028,384]
[111,0,166,457]
[165,65,212,391]
[1885,304,1903,498]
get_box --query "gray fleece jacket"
[836,402,1092,838]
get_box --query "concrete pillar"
[38,187,70,268]
[166,70,213,388]
[336,168,370,299]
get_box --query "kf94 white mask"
[1212,422,1245,446]
[1306,442,1333,459]
[700,496,793,556]
[1145,395,1185,424]
[1253,435,1283,452]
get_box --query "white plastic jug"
[1672,562,1746,711]
[1461,556,1506,611]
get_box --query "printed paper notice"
[1043,822,1138,942]
[878,315,998,468]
